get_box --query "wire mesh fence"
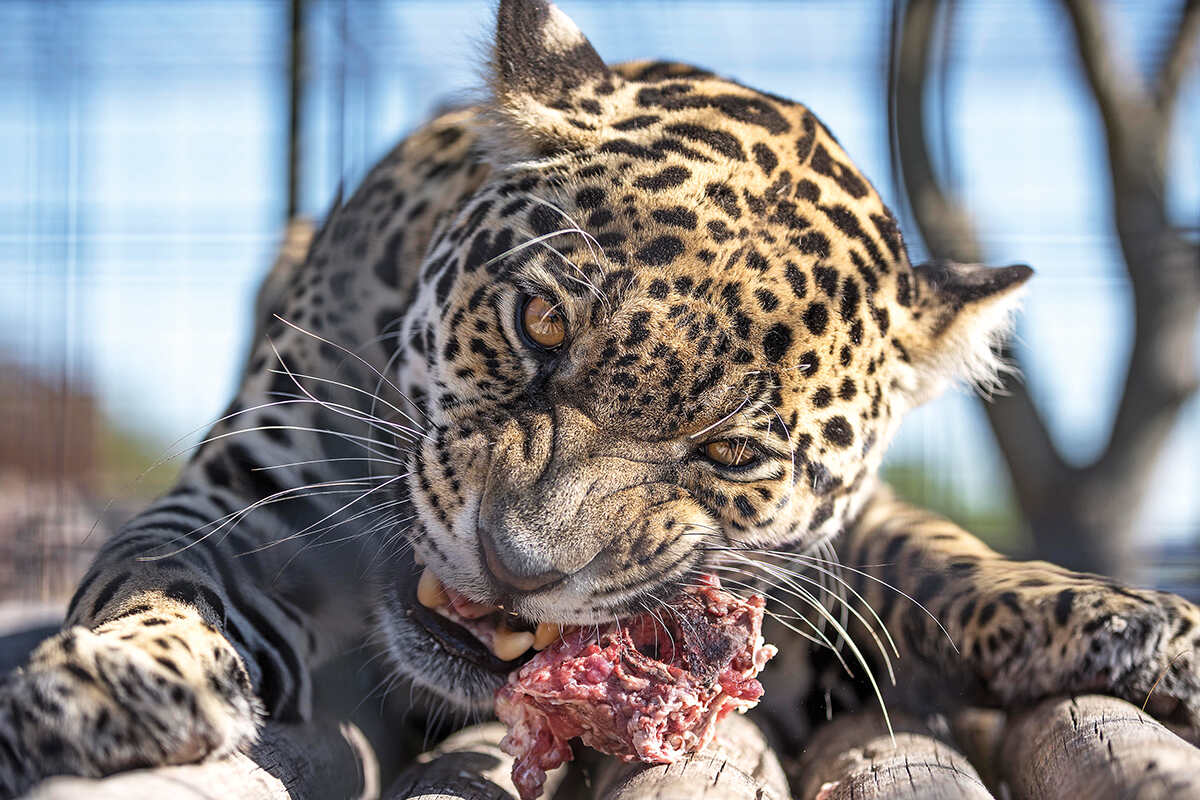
[0,0,1197,608]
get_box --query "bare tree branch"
[1060,0,1150,149]
[889,0,980,265]
[1063,0,1198,185]
[1061,0,1200,543]
[980,345,1069,515]
[888,0,1068,521]
[1157,0,1200,123]
[889,0,1200,576]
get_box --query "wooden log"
[793,710,992,800]
[588,713,790,800]
[10,617,1200,800]
[999,695,1200,800]
[23,717,378,800]
[384,722,567,800]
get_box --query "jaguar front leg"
[0,597,260,796]
[837,487,1200,732]
[0,536,299,799]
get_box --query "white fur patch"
[906,282,1029,407]
[542,4,587,53]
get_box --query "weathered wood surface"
[24,717,377,800]
[384,722,543,800]
[588,713,789,800]
[793,711,992,800]
[998,695,1200,800]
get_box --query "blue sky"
[0,0,1197,545]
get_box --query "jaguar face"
[374,0,1030,711]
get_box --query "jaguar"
[2,0,1198,795]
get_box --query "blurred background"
[0,0,1197,612]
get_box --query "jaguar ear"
[482,0,616,162]
[896,261,1033,405]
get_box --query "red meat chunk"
[495,579,777,800]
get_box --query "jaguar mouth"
[407,565,577,673]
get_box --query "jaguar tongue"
[494,578,777,800]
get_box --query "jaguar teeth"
[493,622,536,661]
[417,567,448,608]
[418,568,558,659]
[532,622,560,650]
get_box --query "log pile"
[6,623,1200,799]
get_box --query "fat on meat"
[495,580,777,800]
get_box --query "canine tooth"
[417,568,448,608]
[492,624,535,661]
[533,622,561,650]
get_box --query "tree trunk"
[888,0,1200,579]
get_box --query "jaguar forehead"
[427,95,910,430]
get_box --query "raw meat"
[495,579,777,800]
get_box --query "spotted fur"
[2,1,1198,794]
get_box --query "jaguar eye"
[702,439,757,468]
[519,295,566,350]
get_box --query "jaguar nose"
[478,527,566,593]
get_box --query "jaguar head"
[377,0,1030,711]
